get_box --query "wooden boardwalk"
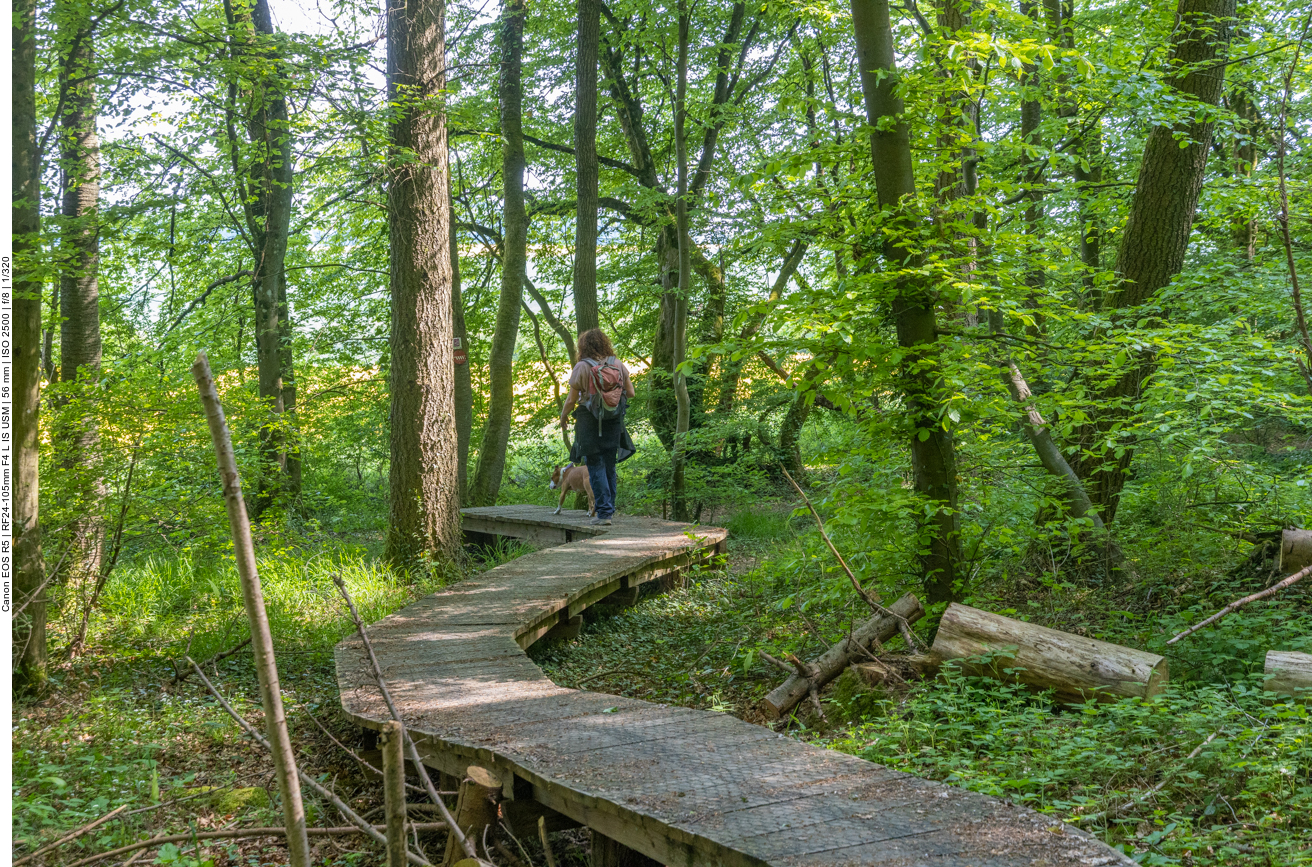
[335,506,1129,866]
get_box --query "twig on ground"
[758,651,796,676]
[169,637,252,686]
[779,467,926,651]
[184,658,435,866]
[1166,564,1311,645]
[14,804,128,865]
[798,608,832,650]
[1077,731,1222,824]
[331,575,483,864]
[299,703,427,796]
[493,836,530,867]
[64,823,449,867]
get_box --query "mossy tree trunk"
[468,0,527,507]
[851,0,963,603]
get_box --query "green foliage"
[821,673,1312,865]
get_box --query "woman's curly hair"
[577,328,616,361]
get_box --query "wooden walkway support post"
[192,352,310,867]
[441,766,500,867]
[383,720,408,867]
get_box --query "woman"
[560,328,636,525]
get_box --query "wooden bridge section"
[335,506,1128,866]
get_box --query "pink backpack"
[582,356,625,432]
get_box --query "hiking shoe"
[601,517,613,525]
[589,516,607,526]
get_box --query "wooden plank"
[333,506,1129,867]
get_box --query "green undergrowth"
[11,537,533,866]
[14,496,1311,866]
[536,502,1312,866]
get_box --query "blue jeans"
[585,450,618,518]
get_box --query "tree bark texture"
[468,0,527,507]
[851,0,963,603]
[762,593,925,719]
[931,603,1169,703]
[574,0,601,333]
[450,198,473,503]
[56,0,106,591]
[13,0,48,691]
[237,0,299,515]
[386,0,462,567]
[1072,0,1236,523]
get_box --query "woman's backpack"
[582,356,625,433]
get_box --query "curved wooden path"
[335,506,1129,867]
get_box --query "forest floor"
[11,498,1312,867]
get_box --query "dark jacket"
[571,397,636,462]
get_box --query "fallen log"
[1280,529,1312,574]
[931,603,1168,703]
[762,592,924,719]
[1264,650,1312,699]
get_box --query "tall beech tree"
[14,0,47,690]
[851,0,963,602]
[468,0,527,506]
[223,0,300,515]
[386,0,461,566]
[55,0,106,590]
[1072,0,1238,523]
[574,0,601,333]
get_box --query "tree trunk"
[1044,0,1103,296]
[224,0,298,517]
[56,0,105,590]
[670,1,692,521]
[851,0,963,603]
[1229,85,1258,260]
[762,593,924,719]
[714,240,807,417]
[931,603,1169,703]
[386,0,462,568]
[248,0,297,515]
[1019,1,1045,318]
[573,0,601,333]
[468,0,527,507]
[451,196,473,503]
[1071,0,1237,523]
[13,0,47,691]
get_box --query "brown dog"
[550,463,595,516]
